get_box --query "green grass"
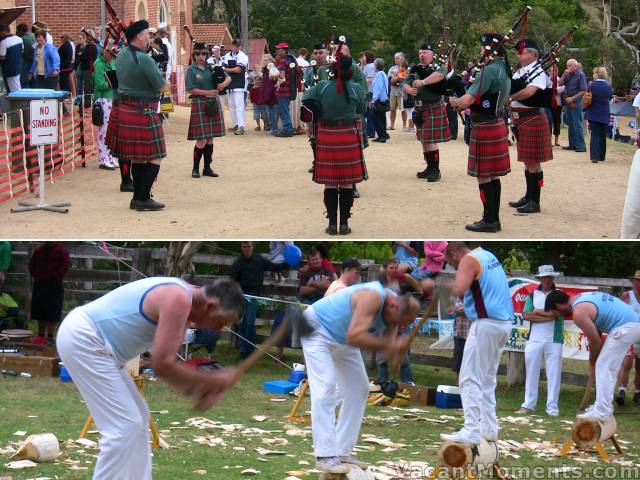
[1,343,640,479]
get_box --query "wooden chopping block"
[320,465,375,480]
[438,439,499,469]
[10,433,60,462]
[572,416,617,449]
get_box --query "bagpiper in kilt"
[404,43,451,183]
[449,33,512,233]
[508,38,554,214]
[302,54,366,236]
[186,42,231,178]
[109,20,169,211]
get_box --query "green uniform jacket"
[304,64,331,89]
[116,46,166,100]
[302,79,365,122]
[405,63,448,104]
[93,56,116,100]
[316,63,366,92]
[186,64,215,92]
[465,58,511,111]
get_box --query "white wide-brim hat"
[535,265,560,277]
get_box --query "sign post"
[11,99,71,214]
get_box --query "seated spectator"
[413,241,448,287]
[325,257,363,296]
[0,24,23,93]
[392,241,420,273]
[298,247,336,304]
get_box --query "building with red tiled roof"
[190,23,232,49]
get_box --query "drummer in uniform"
[107,20,170,211]
[185,42,231,178]
[404,43,451,183]
[302,53,366,236]
[449,33,511,233]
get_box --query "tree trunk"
[166,241,203,279]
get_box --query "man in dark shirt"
[230,242,288,357]
[16,23,35,88]
[58,33,75,96]
[559,59,588,152]
[0,24,23,92]
[298,248,336,304]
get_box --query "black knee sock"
[119,159,132,185]
[530,171,543,204]
[339,188,354,227]
[522,170,531,199]
[479,182,495,223]
[131,163,145,200]
[142,163,160,201]
[203,144,213,169]
[193,146,204,171]
[423,150,433,169]
[432,149,440,170]
[492,179,501,223]
[323,188,338,226]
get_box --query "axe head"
[283,307,315,338]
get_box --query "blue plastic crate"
[288,370,307,384]
[263,380,298,395]
[435,385,462,409]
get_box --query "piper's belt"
[119,94,160,104]
[414,100,441,109]
[319,119,358,127]
[511,107,544,119]
[470,112,500,123]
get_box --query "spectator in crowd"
[388,52,408,131]
[291,47,309,135]
[93,44,118,170]
[156,27,173,81]
[230,242,288,358]
[559,59,587,152]
[32,21,53,44]
[78,30,99,105]
[150,37,168,76]
[29,242,70,343]
[257,54,277,133]
[312,243,337,276]
[16,23,35,88]
[392,241,420,273]
[371,58,390,143]
[207,45,228,112]
[585,67,613,163]
[58,33,75,96]
[29,30,60,89]
[249,64,268,131]
[361,51,376,138]
[73,32,86,103]
[298,247,336,304]
[266,241,294,283]
[517,265,564,417]
[223,39,249,135]
[452,298,470,385]
[274,41,296,138]
[325,257,363,296]
[615,269,640,406]
[0,241,10,284]
[546,84,564,147]
[0,24,23,93]
[413,241,448,284]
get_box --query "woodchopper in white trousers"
[57,309,152,480]
[521,341,563,415]
[444,319,512,445]
[228,90,246,129]
[300,323,370,458]
[585,322,640,419]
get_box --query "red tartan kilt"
[514,111,553,164]
[468,120,511,177]
[313,121,365,185]
[106,98,166,162]
[105,99,119,149]
[416,99,451,144]
[188,96,226,140]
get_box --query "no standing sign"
[29,99,59,146]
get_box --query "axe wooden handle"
[236,318,290,374]
[578,367,594,412]
[389,294,439,372]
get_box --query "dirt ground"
[1,105,635,239]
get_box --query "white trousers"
[521,341,562,414]
[228,90,246,128]
[301,327,369,458]
[96,98,117,167]
[459,319,512,440]
[592,322,640,417]
[56,310,152,480]
[290,94,302,130]
[6,74,21,92]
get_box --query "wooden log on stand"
[571,416,617,449]
[438,439,500,469]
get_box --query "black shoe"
[192,168,200,178]
[465,218,499,233]
[562,146,575,150]
[508,196,528,208]
[633,391,640,406]
[497,221,502,232]
[135,198,165,211]
[120,183,134,192]
[308,166,314,173]
[517,200,541,214]
[372,138,386,143]
[228,125,238,132]
[99,164,116,170]
[325,225,338,235]
[426,168,441,182]
[202,168,219,177]
[276,131,293,137]
[339,224,351,235]
[353,187,360,198]
[417,166,431,179]
[129,199,137,210]
[574,148,586,152]
[234,127,245,135]
[615,390,625,407]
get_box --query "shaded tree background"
[193,0,638,93]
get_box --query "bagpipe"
[183,24,195,65]
[103,0,127,48]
